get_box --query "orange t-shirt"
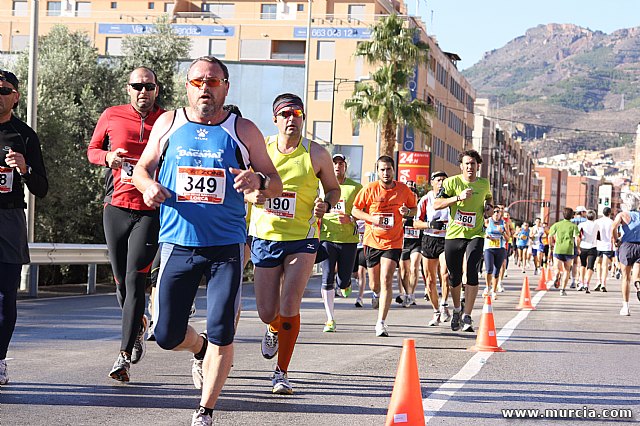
[353,180,417,250]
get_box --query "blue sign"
[403,32,420,152]
[293,27,371,39]
[98,24,235,37]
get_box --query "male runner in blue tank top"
[133,56,282,426]
[612,192,640,316]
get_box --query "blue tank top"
[621,211,640,243]
[485,218,506,249]
[157,109,249,247]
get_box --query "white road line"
[423,290,546,422]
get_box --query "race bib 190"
[0,167,14,193]
[176,166,226,204]
[120,157,137,185]
[454,210,476,228]
[264,191,297,219]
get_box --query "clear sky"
[407,0,640,70]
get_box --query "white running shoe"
[428,312,441,327]
[261,326,279,359]
[482,287,489,297]
[131,314,148,364]
[191,408,213,426]
[109,352,131,382]
[375,321,389,337]
[371,294,379,310]
[440,305,451,322]
[620,306,630,316]
[192,357,204,390]
[271,367,293,395]
[402,295,412,308]
[0,359,8,385]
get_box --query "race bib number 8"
[0,167,14,193]
[373,212,394,230]
[264,191,297,219]
[120,158,137,185]
[176,166,225,204]
[454,210,476,228]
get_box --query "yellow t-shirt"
[249,135,320,241]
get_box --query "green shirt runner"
[440,175,492,240]
[549,219,579,255]
[320,177,363,244]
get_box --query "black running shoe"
[635,281,640,302]
[450,310,461,331]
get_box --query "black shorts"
[355,247,366,271]
[401,238,421,260]
[421,235,445,259]
[444,237,484,287]
[598,250,615,259]
[579,247,598,270]
[365,246,402,268]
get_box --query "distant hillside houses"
[538,147,633,178]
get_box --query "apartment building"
[0,0,474,182]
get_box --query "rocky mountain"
[463,24,640,157]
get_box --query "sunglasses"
[129,82,157,91]
[0,87,16,96]
[188,78,228,88]
[276,109,304,119]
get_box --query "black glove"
[430,220,445,230]
[404,217,414,227]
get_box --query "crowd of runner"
[1,57,639,426]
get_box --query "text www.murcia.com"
[501,407,633,420]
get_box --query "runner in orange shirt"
[352,155,417,336]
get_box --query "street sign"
[396,151,430,188]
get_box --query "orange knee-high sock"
[276,314,300,373]
[268,314,281,333]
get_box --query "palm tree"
[344,14,432,158]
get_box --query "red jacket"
[87,104,165,210]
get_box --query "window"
[209,39,226,58]
[106,37,123,56]
[148,2,155,9]
[47,1,62,16]
[297,3,304,11]
[314,81,333,101]
[240,39,270,60]
[110,2,117,8]
[75,1,91,17]
[313,121,332,142]
[164,2,174,13]
[12,0,28,16]
[317,41,335,61]
[271,40,305,60]
[202,3,235,18]
[11,35,29,52]
[261,4,277,19]
[348,4,366,21]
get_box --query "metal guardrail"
[27,243,110,298]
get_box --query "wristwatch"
[19,165,32,177]
[256,172,270,190]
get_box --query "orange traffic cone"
[535,268,548,291]
[468,295,506,352]
[516,276,536,310]
[385,339,425,426]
